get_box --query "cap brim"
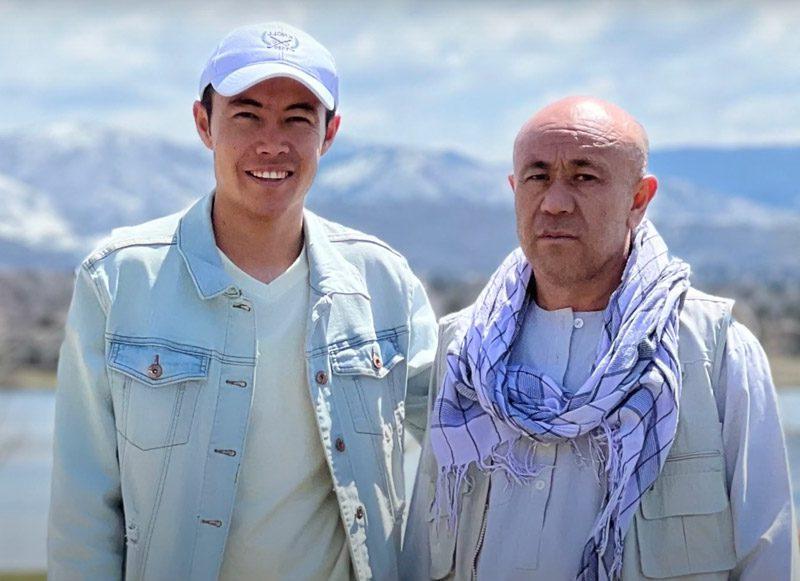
[213,62,335,110]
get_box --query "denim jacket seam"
[84,237,176,271]
[327,235,404,260]
[307,325,409,358]
[78,262,112,316]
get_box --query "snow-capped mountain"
[0,122,797,281]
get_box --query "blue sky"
[2,0,798,162]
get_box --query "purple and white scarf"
[430,220,690,580]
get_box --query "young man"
[404,97,798,580]
[48,22,437,581]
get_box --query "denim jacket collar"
[177,193,370,301]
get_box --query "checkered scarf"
[430,220,690,580]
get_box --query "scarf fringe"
[432,437,547,531]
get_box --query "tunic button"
[315,370,328,385]
[335,437,346,452]
[355,506,364,520]
[573,317,584,329]
[534,479,547,491]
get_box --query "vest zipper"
[472,479,491,579]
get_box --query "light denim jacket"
[48,194,438,581]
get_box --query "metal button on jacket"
[315,370,328,385]
[147,355,163,379]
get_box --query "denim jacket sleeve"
[404,274,438,446]
[48,264,125,580]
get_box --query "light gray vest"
[427,288,737,580]
[620,289,736,580]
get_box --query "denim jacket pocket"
[331,334,405,435]
[107,339,209,451]
[635,451,736,579]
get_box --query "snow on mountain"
[0,123,213,239]
[0,122,797,281]
[0,174,75,249]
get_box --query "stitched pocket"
[107,339,209,451]
[635,451,736,579]
[331,336,405,435]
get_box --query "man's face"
[193,77,339,221]
[511,119,649,288]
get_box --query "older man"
[48,22,437,581]
[403,97,798,580]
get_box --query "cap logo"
[262,30,299,51]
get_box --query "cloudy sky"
[2,0,798,161]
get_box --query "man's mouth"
[246,170,294,182]
[538,231,577,240]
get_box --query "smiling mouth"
[246,170,294,182]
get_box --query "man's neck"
[534,256,627,312]
[212,197,304,285]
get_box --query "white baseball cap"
[199,22,338,110]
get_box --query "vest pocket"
[635,451,736,579]
[107,339,209,451]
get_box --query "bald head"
[514,96,649,180]
[510,96,659,310]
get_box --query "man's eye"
[575,173,598,182]
[526,174,548,182]
[288,116,313,124]
[234,112,257,120]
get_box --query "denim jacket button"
[335,437,346,452]
[146,355,163,379]
[372,354,383,369]
[315,370,328,385]
[355,506,364,520]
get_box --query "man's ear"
[193,101,213,150]
[628,174,658,229]
[320,113,341,156]
[508,173,516,191]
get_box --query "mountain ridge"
[1,123,798,281]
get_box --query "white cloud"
[2,0,799,160]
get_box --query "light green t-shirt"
[217,245,351,581]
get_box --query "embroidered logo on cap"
[262,30,299,51]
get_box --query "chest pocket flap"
[108,341,209,386]
[330,335,405,435]
[331,336,403,378]
[636,452,736,579]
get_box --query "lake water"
[3,389,800,572]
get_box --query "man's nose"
[539,181,575,215]
[254,133,290,156]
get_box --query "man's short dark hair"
[201,84,335,127]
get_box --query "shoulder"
[437,307,473,353]
[81,209,185,272]
[678,287,736,360]
[311,212,416,282]
[316,213,405,260]
[682,287,735,311]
